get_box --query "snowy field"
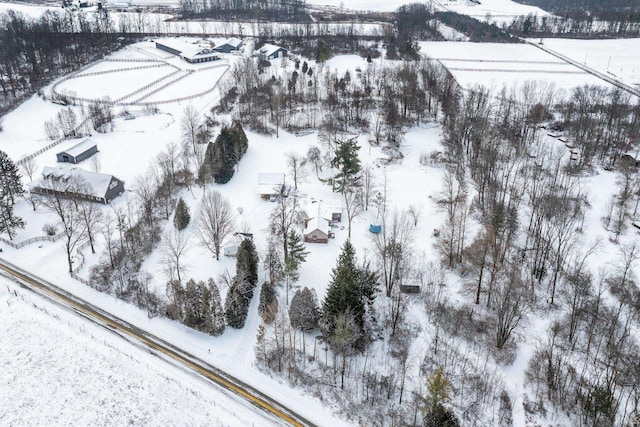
[436,0,550,25]
[418,41,609,93]
[0,279,282,427]
[534,38,640,89]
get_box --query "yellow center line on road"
[0,261,307,427]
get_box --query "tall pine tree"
[204,278,225,336]
[284,230,308,304]
[236,238,258,286]
[331,137,361,193]
[321,240,377,347]
[0,150,24,240]
[173,197,190,230]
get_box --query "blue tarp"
[369,224,382,233]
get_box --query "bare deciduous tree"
[343,187,364,239]
[286,152,307,190]
[372,209,414,297]
[181,104,202,157]
[78,199,102,253]
[269,194,305,262]
[40,176,88,272]
[306,145,323,176]
[160,228,191,283]
[19,157,37,182]
[195,190,235,260]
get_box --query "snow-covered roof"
[318,198,342,217]
[304,198,342,223]
[304,216,330,236]
[257,172,285,195]
[220,37,242,49]
[258,173,285,185]
[38,166,117,198]
[156,38,216,59]
[259,43,286,58]
[181,46,218,60]
[58,138,97,157]
[156,38,195,53]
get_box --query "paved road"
[0,259,313,427]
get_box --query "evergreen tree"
[321,240,378,347]
[183,278,202,328]
[331,137,361,193]
[200,121,249,184]
[173,197,190,230]
[236,238,259,286]
[284,230,308,304]
[0,150,24,240]
[204,278,225,336]
[316,41,327,63]
[258,281,278,323]
[224,275,255,329]
[289,287,319,331]
[422,367,459,427]
[228,120,249,160]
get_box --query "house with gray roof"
[32,166,125,204]
[214,37,243,53]
[258,44,288,61]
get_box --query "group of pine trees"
[166,278,226,336]
[199,121,248,184]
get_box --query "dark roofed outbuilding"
[57,139,98,164]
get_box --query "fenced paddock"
[50,43,229,107]
[419,41,607,92]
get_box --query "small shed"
[214,37,243,53]
[258,44,288,61]
[56,139,98,164]
[257,173,285,198]
[400,284,421,294]
[304,216,330,243]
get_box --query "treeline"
[513,0,640,21]
[391,4,516,58]
[0,10,135,115]
[216,51,458,147]
[178,0,307,22]
[506,12,640,37]
[438,79,640,424]
[434,11,517,42]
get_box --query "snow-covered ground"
[533,38,640,90]
[436,0,550,25]
[418,41,609,93]
[0,279,280,427]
